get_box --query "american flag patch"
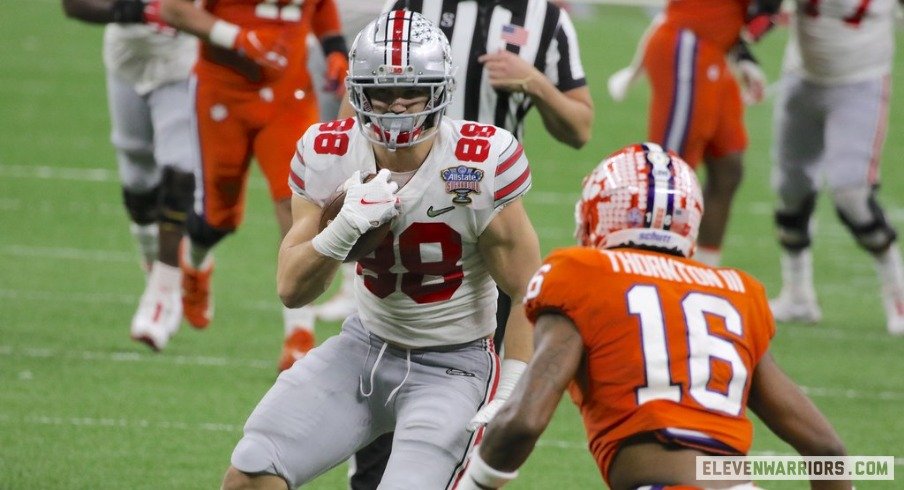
[501,24,528,46]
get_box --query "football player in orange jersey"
[459,143,850,490]
[159,0,348,370]
[637,0,781,267]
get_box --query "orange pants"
[192,75,319,230]
[643,25,747,168]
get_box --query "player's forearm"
[160,0,216,40]
[479,409,542,473]
[749,355,848,459]
[62,0,114,23]
[482,315,584,472]
[479,200,541,361]
[62,0,141,24]
[277,241,341,308]
[529,81,593,149]
[501,306,533,362]
[479,369,561,471]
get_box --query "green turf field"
[1,2,902,488]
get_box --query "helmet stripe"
[641,144,675,231]
[644,160,656,229]
[641,143,656,228]
[664,157,675,231]
[389,10,407,67]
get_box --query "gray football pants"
[106,73,197,192]
[231,315,498,489]
[771,73,890,207]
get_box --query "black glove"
[111,0,146,23]
[744,0,782,42]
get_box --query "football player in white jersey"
[221,10,540,489]
[769,0,904,334]
[62,0,198,350]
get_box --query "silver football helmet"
[347,10,455,150]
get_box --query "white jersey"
[103,24,197,95]
[289,118,531,347]
[782,0,897,85]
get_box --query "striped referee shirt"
[386,0,587,140]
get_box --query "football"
[318,173,393,262]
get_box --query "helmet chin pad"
[370,118,426,149]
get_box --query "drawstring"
[358,339,412,406]
[359,342,388,398]
[385,349,411,406]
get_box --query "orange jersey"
[197,0,341,87]
[524,247,774,485]
[663,0,749,52]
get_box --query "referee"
[392,0,593,145]
[345,2,593,488]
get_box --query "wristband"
[321,34,349,57]
[496,359,527,400]
[311,212,359,261]
[465,449,518,489]
[209,20,241,49]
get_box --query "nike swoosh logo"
[360,198,395,205]
[426,205,455,218]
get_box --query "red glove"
[743,13,775,42]
[142,0,176,36]
[210,21,288,75]
[235,29,289,73]
[325,51,349,95]
[743,0,782,42]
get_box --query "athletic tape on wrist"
[495,359,527,400]
[466,449,518,488]
[209,20,241,49]
[311,213,359,261]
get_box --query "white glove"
[341,168,399,233]
[467,359,527,432]
[736,59,767,106]
[311,168,399,261]
[467,399,505,433]
[338,170,363,192]
[608,12,661,102]
[607,64,644,102]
